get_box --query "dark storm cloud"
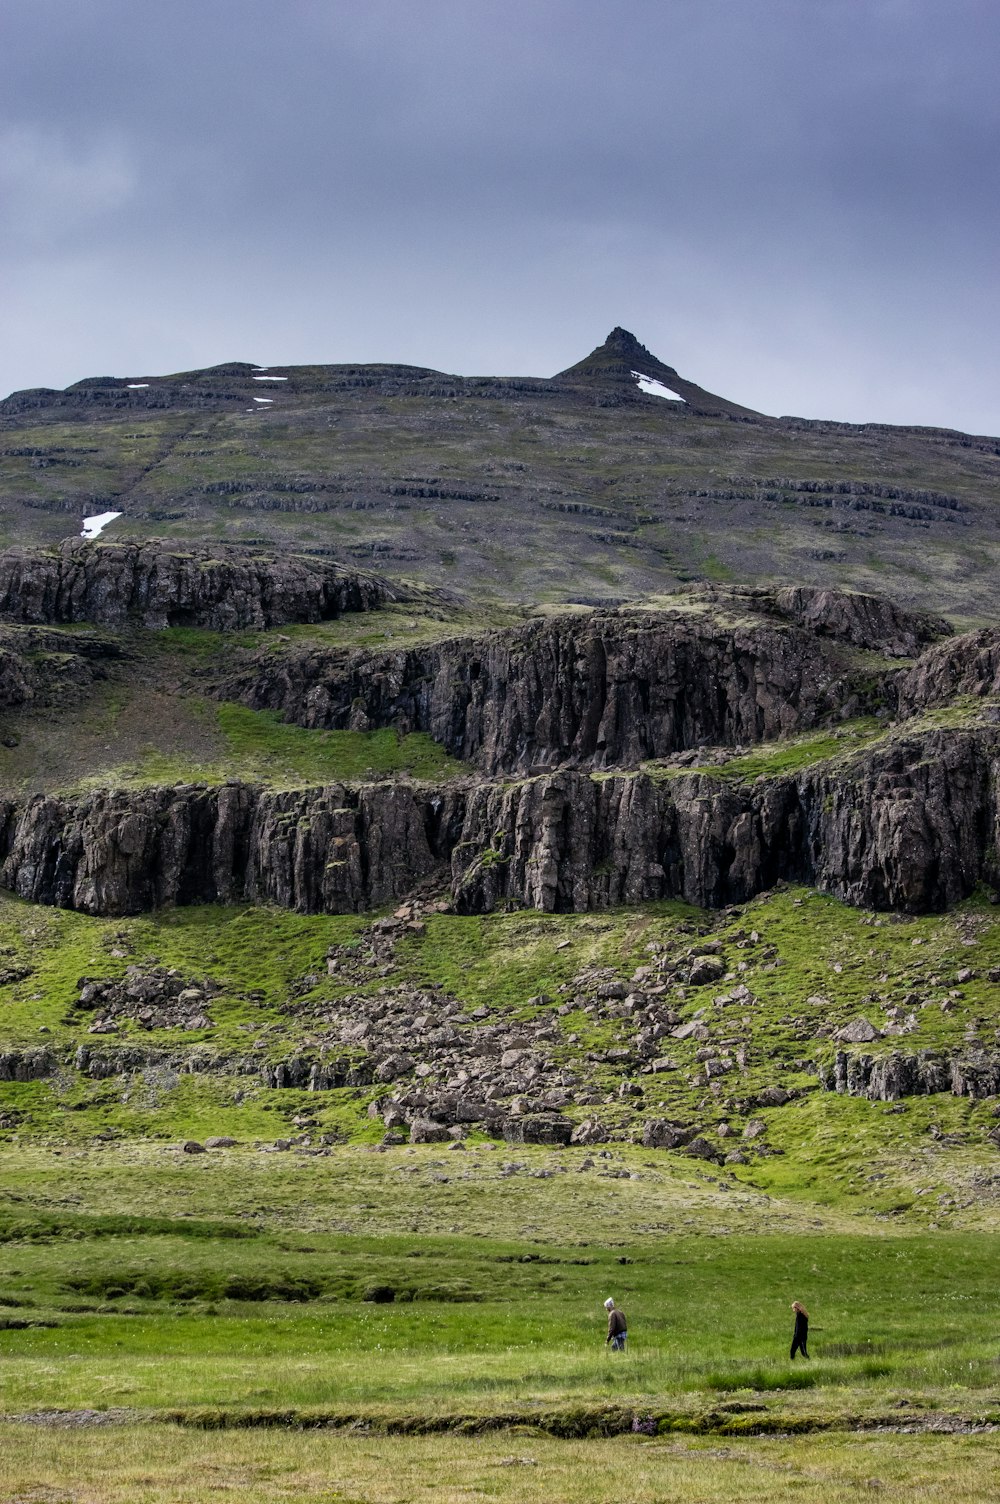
[2,0,998,430]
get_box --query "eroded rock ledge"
[0,723,996,917]
[824,1047,1000,1102]
[0,541,402,630]
[223,586,947,775]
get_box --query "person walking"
[604,1296,627,1352]
[790,1301,809,1360]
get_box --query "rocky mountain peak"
[604,325,670,365]
[554,328,761,418]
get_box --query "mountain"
[2,329,998,616]
[555,325,761,416]
[3,330,1000,1234]
[5,333,1000,1478]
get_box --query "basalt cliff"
[0,541,997,921]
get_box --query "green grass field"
[4,884,1000,1495]
[1,1146,1000,1499]
[1,1144,999,1420]
[1,1427,996,1503]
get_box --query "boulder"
[503,1114,573,1146]
[671,1020,710,1042]
[835,1016,881,1044]
[755,1085,791,1107]
[409,1117,450,1144]
[685,1136,723,1164]
[688,956,726,986]
[641,1119,693,1150]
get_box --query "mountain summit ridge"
[0,326,998,615]
[555,326,763,417]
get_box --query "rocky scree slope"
[6,900,1000,1161]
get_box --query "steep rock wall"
[227,604,889,775]
[0,782,463,916]
[1,726,996,918]
[0,541,401,630]
[450,727,997,915]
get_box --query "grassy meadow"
[3,883,1000,1494]
[0,1427,998,1504]
[2,1150,1000,1498]
[2,1141,1000,1421]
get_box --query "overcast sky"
[3,0,998,432]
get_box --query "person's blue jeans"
[611,1331,627,1351]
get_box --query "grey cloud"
[1,0,998,431]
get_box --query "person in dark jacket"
[790,1301,809,1359]
[604,1296,627,1351]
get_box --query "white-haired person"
[604,1296,627,1351]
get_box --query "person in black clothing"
[790,1300,809,1359]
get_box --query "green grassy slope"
[3,885,1000,1218]
[3,359,999,614]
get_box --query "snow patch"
[632,370,686,402]
[253,375,287,381]
[81,511,122,540]
[125,383,149,389]
[253,397,274,404]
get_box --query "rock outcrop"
[0,638,33,710]
[897,627,1000,715]
[772,586,947,658]
[0,541,402,631]
[824,1047,1000,1102]
[0,625,124,710]
[0,1048,58,1082]
[451,726,994,915]
[0,723,996,918]
[225,588,936,775]
[0,782,462,915]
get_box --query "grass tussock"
[1,1426,998,1503]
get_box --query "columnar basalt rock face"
[0,570,984,921]
[0,541,401,630]
[227,589,933,774]
[450,727,999,916]
[0,783,462,916]
[0,724,996,918]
